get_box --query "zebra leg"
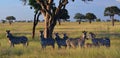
[42,45,46,49]
[23,43,27,47]
[66,39,71,49]
[52,44,55,49]
[10,43,14,47]
[58,45,61,49]
[26,41,29,46]
[65,45,67,49]
[12,44,14,47]
[70,43,75,48]
[25,41,29,47]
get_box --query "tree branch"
[36,0,52,16]
[55,0,68,15]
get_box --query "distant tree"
[74,13,85,24]
[96,18,101,22]
[85,13,97,24]
[104,6,120,26]
[6,16,16,25]
[106,20,111,22]
[114,19,120,22]
[1,20,6,23]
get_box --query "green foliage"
[104,6,120,16]
[6,16,16,25]
[74,13,85,20]
[1,20,6,23]
[85,13,97,23]
[28,0,41,11]
[85,13,97,20]
[74,13,85,24]
[58,9,70,21]
[96,18,101,22]
[104,6,120,26]
[6,16,16,21]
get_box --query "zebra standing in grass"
[55,33,68,49]
[66,31,88,48]
[40,31,55,49]
[89,32,110,47]
[6,30,28,47]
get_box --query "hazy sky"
[0,0,120,21]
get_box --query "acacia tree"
[1,20,6,23]
[21,0,93,38]
[104,6,120,26]
[85,13,96,24]
[6,16,16,25]
[74,13,85,24]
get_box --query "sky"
[0,0,120,21]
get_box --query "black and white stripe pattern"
[89,32,110,47]
[6,30,28,47]
[66,31,88,48]
[55,33,68,49]
[40,31,55,49]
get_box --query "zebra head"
[89,32,96,39]
[82,31,88,40]
[40,30,44,39]
[55,33,61,40]
[6,30,11,38]
[63,33,68,40]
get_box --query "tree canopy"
[6,16,16,25]
[104,6,120,26]
[85,13,97,24]
[74,13,85,24]
[104,6,120,16]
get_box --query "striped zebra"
[55,33,68,49]
[6,30,28,47]
[66,31,88,48]
[89,32,110,47]
[40,31,55,49]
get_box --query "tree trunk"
[32,11,41,39]
[9,20,12,25]
[35,0,68,39]
[58,19,61,25]
[32,11,37,39]
[89,20,92,24]
[78,20,81,24]
[110,16,114,26]
[44,17,57,38]
[32,25,36,39]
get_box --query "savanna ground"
[0,22,120,58]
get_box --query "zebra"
[55,33,68,49]
[40,31,55,49]
[66,31,88,48]
[89,32,110,47]
[6,30,28,47]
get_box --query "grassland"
[0,22,120,58]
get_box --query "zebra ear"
[54,32,59,35]
[6,30,10,33]
[40,30,43,33]
[82,31,87,33]
[89,32,92,34]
